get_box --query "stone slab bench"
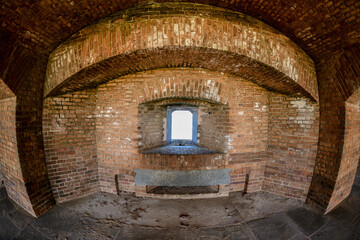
[134,169,231,187]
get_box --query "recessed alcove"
[138,98,229,155]
[0,0,358,226]
[43,67,319,203]
[36,1,325,210]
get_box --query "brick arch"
[44,3,318,101]
[134,69,232,154]
[134,69,230,105]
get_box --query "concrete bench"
[134,169,231,187]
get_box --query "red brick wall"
[0,33,55,217]
[0,163,2,187]
[0,96,35,214]
[322,46,360,212]
[326,93,360,211]
[15,58,55,216]
[307,60,344,211]
[94,68,270,194]
[138,98,230,152]
[228,152,267,193]
[307,47,360,213]
[43,90,99,202]
[198,104,230,152]
[1,0,358,217]
[43,67,320,202]
[138,103,166,150]
[96,79,139,193]
[225,78,269,193]
[264,94,319,201]
[0,79,15,189]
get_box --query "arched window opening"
[166,106,198,144]
[171,110,193,141]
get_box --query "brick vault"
[0,1,359,217]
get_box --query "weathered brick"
[0,0,359,217]
[43,68,319,201]
[44,3,318,101]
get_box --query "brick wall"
[307,46,360,213]
[0,32,55,217]
[44,65,319,201]
[356,164,360,188]
[96,78,139,193]
[323,46,360,212]
[43,67,320,201]
[225,78,269,193]
[326,92,360,211]
[0,79,15,189]
[197,104,229,152]
[0,43,56,216]
[307,58,346,212]
[95,68,270,194]
[139,98,230,153]
[15,58,56,216]
[0,0,358,217]
[0,97,34,214]
[227,152,267,193]
[138,103,166,150]
[337,102,360,194]
[264,94,319,201]
[43,90,99,203]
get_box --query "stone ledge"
[134,168,231,186]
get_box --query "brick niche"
[138,95,230,153]
[43,68,319,202]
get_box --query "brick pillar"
[12,57,55,216]
[0,79,36,215]
[307,46,360,213]
[307,58,345,212]
[0,39,55,217]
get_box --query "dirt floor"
[0,164,359,239]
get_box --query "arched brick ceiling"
[0,0,359,62]
[44,5,318,100]
[333,45,360,100]
[45,47,315,100]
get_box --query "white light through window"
[171,110,193,140]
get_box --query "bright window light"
[171,110,193,140]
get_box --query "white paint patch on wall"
[290,99,316,127]
[290,100,307,109]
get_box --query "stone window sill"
[140,140,221,155]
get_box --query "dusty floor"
[1,166,359,240]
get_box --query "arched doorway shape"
[42,2,321,208]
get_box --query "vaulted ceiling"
[0,0,359,63]
[0,0,359,217]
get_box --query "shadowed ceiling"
[0,0,359,63]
